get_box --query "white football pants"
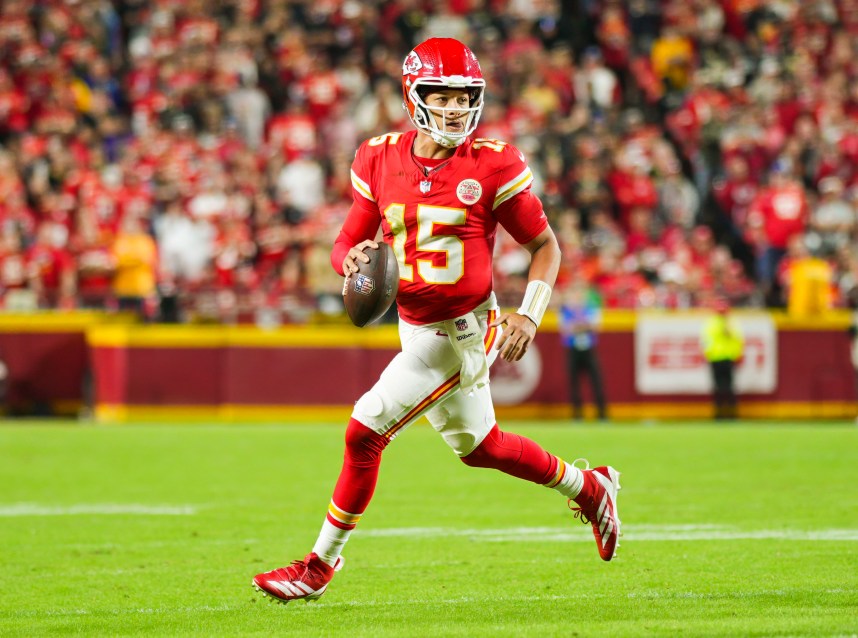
[351,294,501,456]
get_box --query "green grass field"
[1,420,856,637]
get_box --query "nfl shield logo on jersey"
[354,274,375,295]
[420,180,432,194]
[455,318,469,331]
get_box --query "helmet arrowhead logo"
[402,51,423,75]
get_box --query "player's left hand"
[490,312,536,362]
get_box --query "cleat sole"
[252,577,325,605]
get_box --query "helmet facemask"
[407,79,485,148]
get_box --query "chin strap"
[429,130,467,148]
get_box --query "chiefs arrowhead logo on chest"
[456,179,483,205]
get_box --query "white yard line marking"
[0,503,198,516]
[356,525,858,542]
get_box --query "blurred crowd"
[0,0,857,323]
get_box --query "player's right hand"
[342,240,379,276]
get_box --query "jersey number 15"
[383,203,465,285]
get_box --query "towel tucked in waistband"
[442,311,489,396]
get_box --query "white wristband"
[517,280,552,327]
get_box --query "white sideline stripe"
[0,503,198,516]
[356,525,858,542]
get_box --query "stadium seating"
[0,0,855,322]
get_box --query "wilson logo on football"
[353,274,375,295]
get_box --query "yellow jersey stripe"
[493,168,532,210]
[350,169,375,202]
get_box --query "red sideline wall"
[83,311,856,422]
[0,312,851,421]
[0,313,130,415]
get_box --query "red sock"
[461,424,558,485]
[328,418,388,525]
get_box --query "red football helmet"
[401,38,486,148]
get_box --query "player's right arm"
[331,143,382,277]
[331,205,380,276]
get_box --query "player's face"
[422,88,471,135]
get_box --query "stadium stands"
[0,0,855,323]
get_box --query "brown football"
[344,243,399,327]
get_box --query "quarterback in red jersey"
[253,38,622,604]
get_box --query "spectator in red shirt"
[596,4,631,74]
[71,208,115,309]
[0,69,29,137]
[265,100,318,161]
[609,149,659,231]
[625,205,656,255]
[747,161,809,303]
[712,154,759,229]
[0,228,30,308]
[213,217,257,289]
[26,222,77,309]
[294,52,344,124]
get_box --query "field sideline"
[1,421,857,637]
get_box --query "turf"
[1,420,856,637]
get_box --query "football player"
[253,38,621,604]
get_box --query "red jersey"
[267,112,318,160]
[749,183,808,250]
[712,175,758,226]
[26,244,75,292]
[333,130,548,324]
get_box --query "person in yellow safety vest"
[700,298,744,420]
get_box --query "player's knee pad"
[430,401,483,457]
[353,389,386,424]
[344,418,389,468]
[460,425,520,470]
[352,351,440,432]
[427,384,496,456]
